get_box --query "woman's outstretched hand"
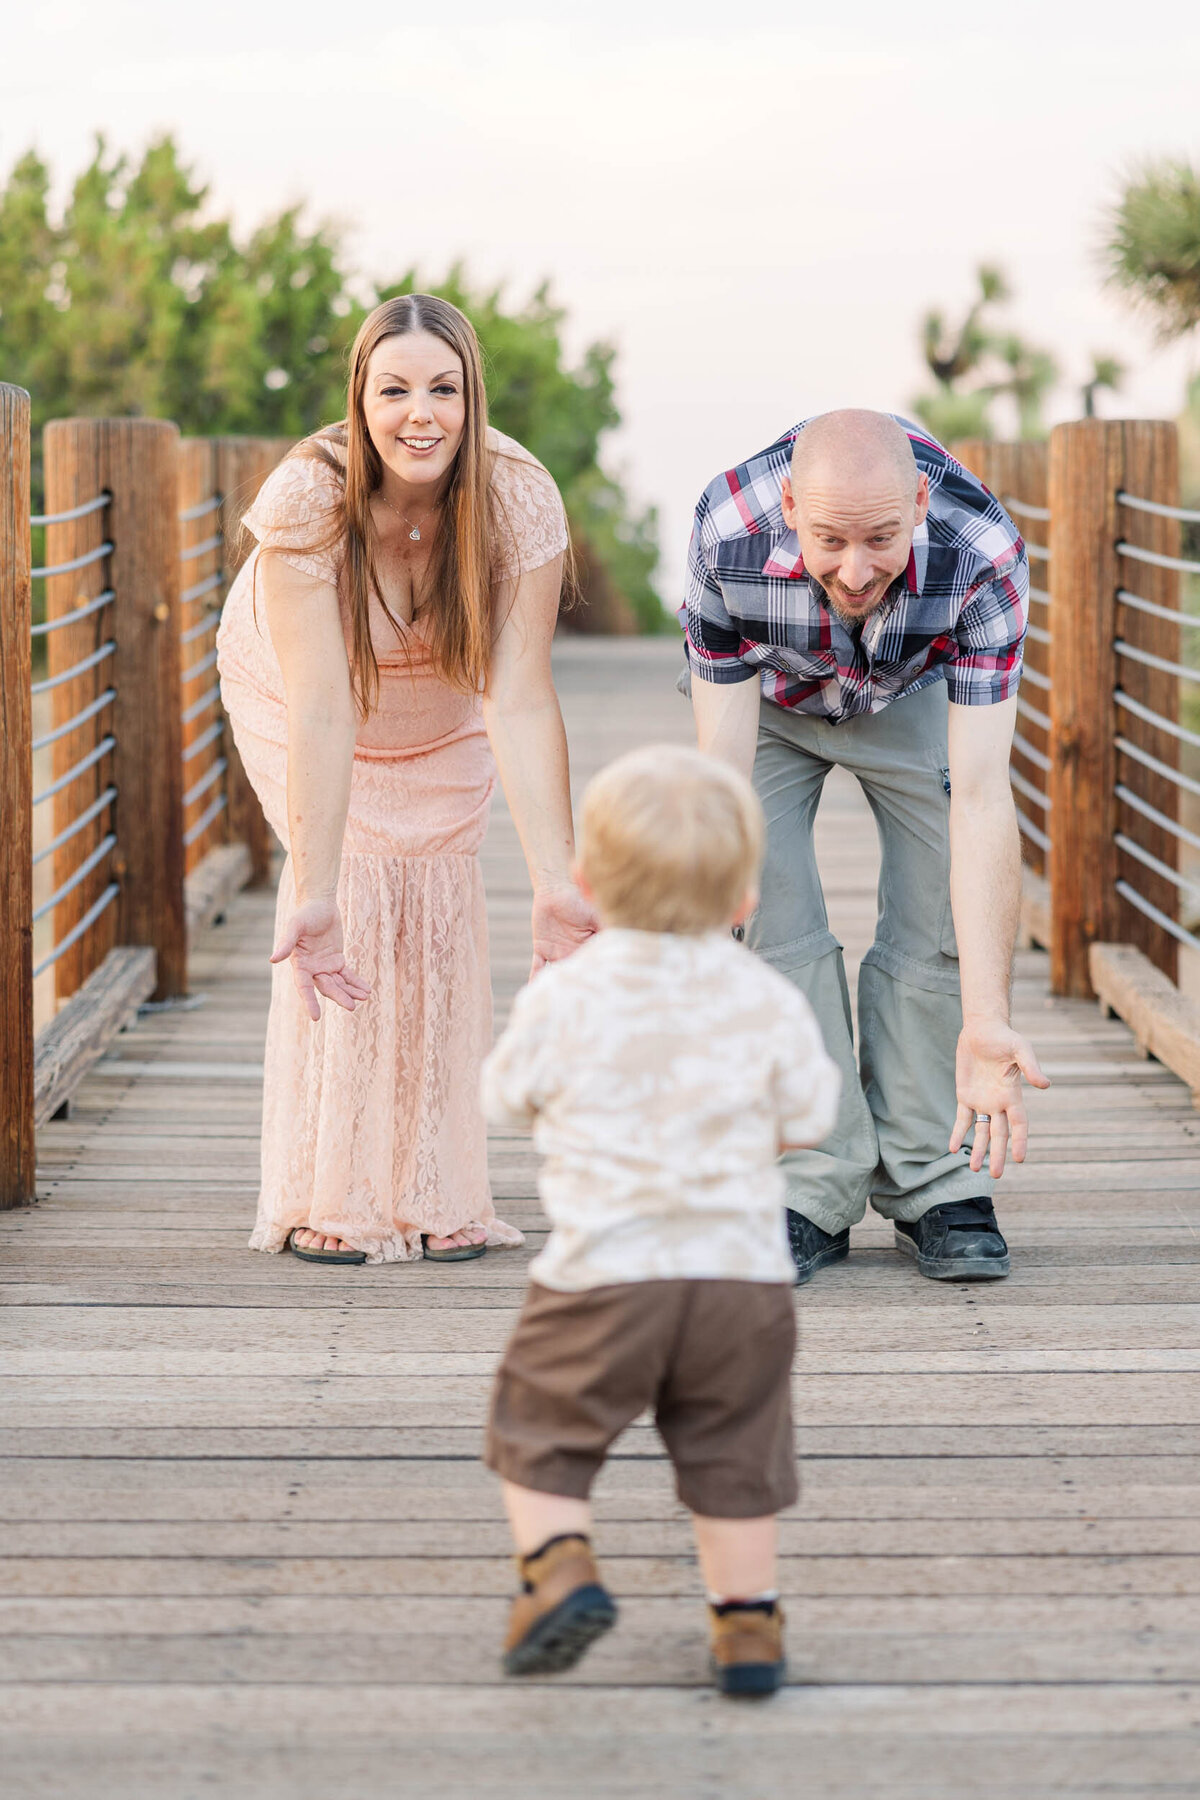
[530,880,599,976]
[270,897,373,1022]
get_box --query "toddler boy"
[481,745,839,1695]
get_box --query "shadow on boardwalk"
[1,640,1198,1797]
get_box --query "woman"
[216,293,593,1265]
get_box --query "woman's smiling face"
[362,331,467,492]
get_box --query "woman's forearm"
[483,692,576,889]
[285,710,356,902]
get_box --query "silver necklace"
[377,490,435,542]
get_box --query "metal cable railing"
[1117,540,1200,578]
[30,494,122,987]
[1004,497,1051,524]
[1111,493,1200,967]
[177,488,228,867]
[1118,491,1200,525]
[30,494,109,528]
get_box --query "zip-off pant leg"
[745,723,880,1232]
[750,681,992,1231]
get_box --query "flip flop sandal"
[421,1233,488,1263]
[288,1229,367,1265]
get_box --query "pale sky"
[4,0,1200,596]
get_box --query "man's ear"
[781,474,798,531]
[914,471,930,528]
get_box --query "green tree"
[0,136,664,629]
[0,137,360,441]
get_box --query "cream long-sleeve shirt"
[481,928,840,1292]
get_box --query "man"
[684,410,1049,1283]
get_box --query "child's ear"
[731,886,759,929]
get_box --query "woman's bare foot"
[424,1225,488,1254]
[292,1228,359,1255]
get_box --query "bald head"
[789,410,919,505]
[781,411,929,628]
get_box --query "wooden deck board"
[2,638,1198,1796]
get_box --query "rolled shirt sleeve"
[683,516,758,685]
[944,547,1029,706]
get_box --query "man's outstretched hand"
[270,896,372,1023]
[530,879,599,976]
[951,1017,1051,1179]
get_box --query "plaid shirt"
[683,417,1028,723]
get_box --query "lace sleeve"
[242,453,344,585]
[489,434,569,584]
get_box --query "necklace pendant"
[409,526,421,542]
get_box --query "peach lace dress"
[216,429,568,1262]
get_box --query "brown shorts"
[485,1278,798,1518]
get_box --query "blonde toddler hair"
[578,745,765,934]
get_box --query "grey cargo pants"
[748,680,992,1232]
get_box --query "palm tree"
[1102,159,1200,341]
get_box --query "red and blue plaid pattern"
[683,418,1028,723]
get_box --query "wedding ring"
[975,1113,991,1124]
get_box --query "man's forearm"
[691,674,761,781]
[949,792,1022,1022]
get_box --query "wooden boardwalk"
[2,638,1198,1798]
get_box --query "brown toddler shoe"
[502,1534,617,1676]
[708,1600,787,1697]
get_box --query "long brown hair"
[269,294,498,714]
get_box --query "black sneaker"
[894,1198,1010,1280]
[786,1210,849,1286]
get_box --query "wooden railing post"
[44,420,188,1000]
[1,386,36,1207]
[1047,422,1122,996]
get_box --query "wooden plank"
[2,1421,1195,1457]
[0,1372,1195,1429]
[5,1301,1199,1354]
[183,842,252,938]
[3,1515,1194,1559]
[1091,941,1200,1105]
[0,384,34,1207]
[3,1459,1197,1513]
[0,1686,1195,1800]
[0,1613,1196,1687]
[32,947,156,1127]
[6,1551,1198,1599]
